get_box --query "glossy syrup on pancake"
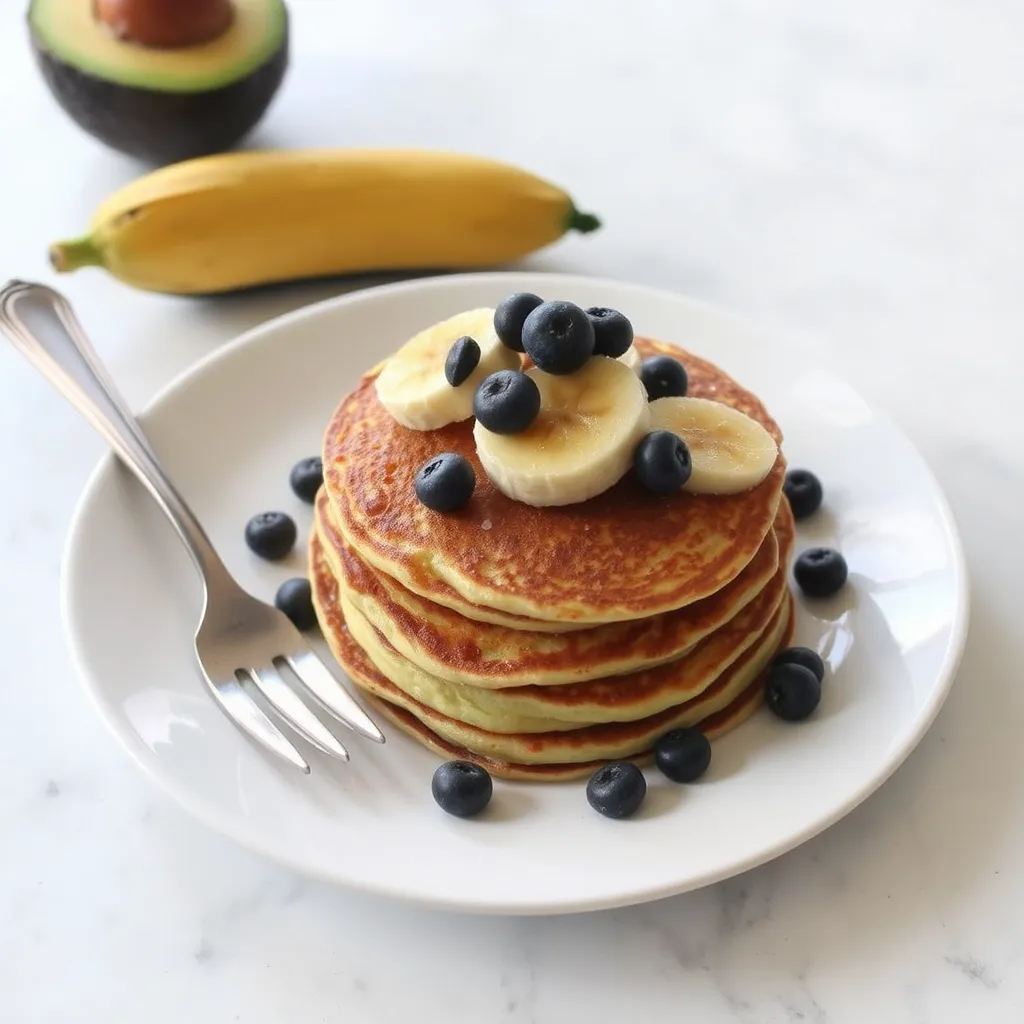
[323,338,786,626]
[316,487,791,688]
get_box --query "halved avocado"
[28,0,289,164]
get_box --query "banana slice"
[618,344,643,376]
[475,356,650,506]
[649,397,778,494]
[375,309,521,430]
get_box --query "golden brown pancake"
[337,559,787,731]
[322,337,785,626]
[309,528,793,777]
[316,488,793,688]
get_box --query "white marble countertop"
[2,1,1022,1020]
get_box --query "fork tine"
[248,665,350,762]
[286,650,386,744]
[203,673,310,773]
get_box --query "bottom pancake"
[310,530,794,779]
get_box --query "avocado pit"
[94,0,235,49]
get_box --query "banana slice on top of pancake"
[376,308,522,430]
[649,396,778,494]
[618,344,643,376]
[475,356,650,506]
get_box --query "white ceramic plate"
[63,273,968,915]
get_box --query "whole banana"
[48,149,601,295]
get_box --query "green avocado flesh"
[28,0,287,93]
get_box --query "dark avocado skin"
[30,18,288,165]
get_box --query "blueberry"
[654,727,712,783]
[585,307,634,358]
[765,663,822,721]
[245,511,297,561]
[586,762,647,819]
[640,356,688,400]
[783,469,823,520]
[473,370,541,434]
[275,577,317,631]
[494,292,544,352]
[794,547,848,598]
[444,335,481,387]
[289,456,323,503]
[634,430,692,495]
[521,300,595,375]
[414,453,475,512]
[772,646,825,683]
[431,760,493,817]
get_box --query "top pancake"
[323,337,785,625]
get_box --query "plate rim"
[59,271,972,914]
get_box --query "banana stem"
[566,204,601,235]
[49,237,103,273]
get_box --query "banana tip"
[567,206,601,235]
[49,237,101,273]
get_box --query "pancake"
[311,526,793,777]
[316,488,792,687]
[337,554,788,731]
[323,337,786,626]
[363,680,768,782]
[310,527,791,761]
[341,597,790,766]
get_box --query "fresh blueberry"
[289,456,323,503]
[585,306,634,358]
[444,335,481,387]
[794,547,848,598]
[494,292,544,352]
[765,663,822,721]
[414,453,476,512]
[654,727,712,783]
[244,511,297,561]
[640,356,688,400]
[275,577,317,631]
[634,430,692,496]
[783,469,823,520]
[586,762,647,819]
[431,760,493,817]
[521,300,595,375]
[473,370,541,434]
[771,646,825,683]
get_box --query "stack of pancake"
[311,337,794,780]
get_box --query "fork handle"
[0,280,229,585]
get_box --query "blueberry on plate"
[654,727,712,783]
[275,577,317,631]
[414,453,475,512]
[586,762,647,819]
[783,469,823,520]
[585,306,634,358]
[640,356,688,400]
[493,292,544,352]
[444,335,481,387]
[634,430,692,495]
[794,547,848,598]
[289,456,323,503]
[771,646,825,683]
[765,662,822,721]
[521,300,595,375]
[432,760,493,817]
[244,511,297,561]
[473,370,541,434]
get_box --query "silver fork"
[0,280,384,773]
